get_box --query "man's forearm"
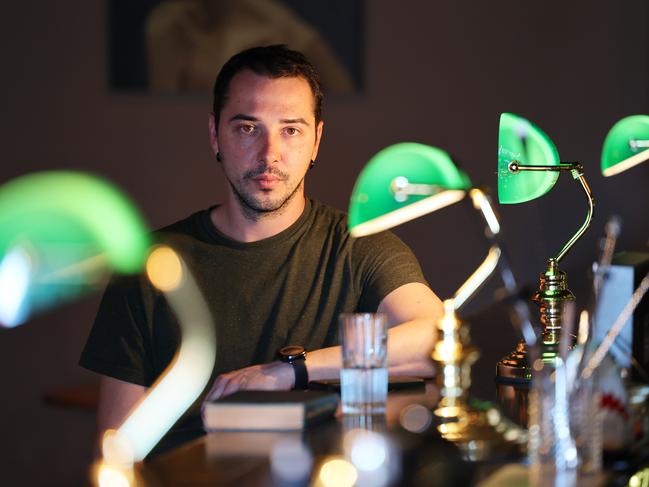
[387,318,437,376]
[207,283,442,399]
[305,318,437,381]
[95,376,147,457]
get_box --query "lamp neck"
[440,188,501,311]
[553,168,594,263]
[508,161,595,264]
[453,245,501,311]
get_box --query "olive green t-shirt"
[79,199,427,387]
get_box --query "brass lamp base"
[495,259,576,425]
[434,397,526,461]
[532,259,576,351]
[432,301,525,460]
[496,340,530,380]
[495,341,531,426]
[496,258,575,372]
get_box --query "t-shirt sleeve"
[79,274,155,386]
[351,230,428,312]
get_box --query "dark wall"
[1,1,647,484]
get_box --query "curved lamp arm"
[469,188,501,237]
[508,161,594,264]
[385,185,503,312]
[469,188,537,345]
[101,246,216,467]
[450,188,503,310]
[453,245,501,311]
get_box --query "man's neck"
[210,194,307,243]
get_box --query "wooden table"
[139,385,495,486]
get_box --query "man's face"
[210,70,323,217]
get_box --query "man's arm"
[206,282,443,400]
[95,376,146,455]
[306,282,442,379]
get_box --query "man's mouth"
[253,174,281,182]
[251,173,284,189]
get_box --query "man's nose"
[259,132,281,163]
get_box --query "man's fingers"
[203,364,286,406]
[222,373,249,397]
[221,382,238,397]
[207,375,230,401]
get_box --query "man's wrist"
[277,346,309,389]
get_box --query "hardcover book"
[203,390,339,431]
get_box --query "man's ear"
[208,113,219,155]
[311,120,324,161]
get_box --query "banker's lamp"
[496,113,594,383]
[0,171,151,327]
[349,143,502,310]
[0,171,216,487]
[601,114,649,177]
[349,142,524,460]
[579,115,649,380]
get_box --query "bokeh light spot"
[349,430,387,471]
[399,404,433,433]
[97,464,131,487]
[0,247,31,327]
[146,246,182,291]
[319,457,358,487]
[270,437,312,484]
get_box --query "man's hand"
[204,361,295,402]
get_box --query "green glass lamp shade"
[0,171,150,273]
[348,142,471,237]
[601,115,649,177]
[498,113,561,204]
[0,171,151,327]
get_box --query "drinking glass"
[339,313,388,414]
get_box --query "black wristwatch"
[278,345,308,390]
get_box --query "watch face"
[279,345,306,361]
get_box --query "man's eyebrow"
[228,115,310,126]
[280,118,309,126]
[229,114,259,122]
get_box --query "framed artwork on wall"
[108,0,364,95]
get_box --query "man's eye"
[240,124,256,134]
[284,127,300,136]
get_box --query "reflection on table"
[140,384,492,486]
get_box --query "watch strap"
[277,346,309,390]
[291,358,308,390]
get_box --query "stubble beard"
[227,166,306,222]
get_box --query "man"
[80,45,442,443]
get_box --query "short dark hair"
[212,45,323,128]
